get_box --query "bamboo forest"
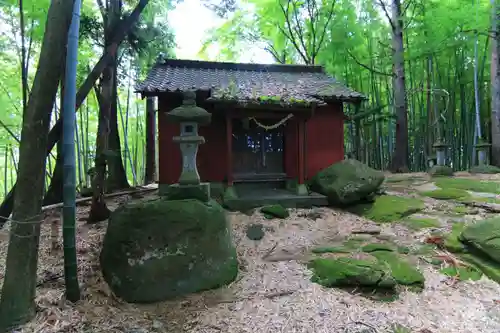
[3,0,500,332]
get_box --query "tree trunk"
[0,0,75,329]
[144,97,156,184]
[491,0,500,166]
[0,0,150,227]
[44,54,67,206]
[88,0,121,223]
[106,43,129,191]
[389,0,409,172]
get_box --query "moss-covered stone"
[311,246,351,254]
[402,216,441,230]
[440,265,482,281]
[469,164,500,174]
[347,195,424,223]
[444,222,467,253]
[361,243,395,253]
[260,204,289,219]
[308,257,397,289]
[459,252,500,283]
[429,165,454,177]
[309,159,385,206]
[460,217,500,263]
[434,177,500,194]
[99,198,238,303]
[308,252,424,290]
[420,188,471,201]
[370,251,425,287]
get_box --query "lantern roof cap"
[166,91,211,125]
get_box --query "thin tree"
[378,0,409,172]
[491,0,500,166]
[0,0,76,329]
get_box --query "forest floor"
[3,173,500,333]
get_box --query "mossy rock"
[434,177,500,194]
[260,204,289,219]
[440,265,482,281]
[429,165,454,177]
[308,257,397,289]
[402,216,441,230]
[370,251,425,287]
[309,159,385,206]
[459,252,500,284]
[460,217,500,263]
[308,252,424,290]
[469,164,500,174]
[311,245,352,254]
[361,243,395,253]
[443,222,467,253]
[99,198,238,303]
[347,195,424,223]
[420,188,471,201]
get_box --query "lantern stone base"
[160,183,211,202]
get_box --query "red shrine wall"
[157,95,344,184]
[305,104,345,179]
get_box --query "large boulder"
[309,159,385,206]
[460,217,500,263]
[100,198,238,303]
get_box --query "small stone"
[351,228,381,235]
[246,223,265,240]
[152,320,163,330]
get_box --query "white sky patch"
[168,0,275,64]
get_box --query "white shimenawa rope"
[249,113,294,131]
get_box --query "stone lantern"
[163,90,212,201]
[475,141,491,166]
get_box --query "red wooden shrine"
[137,59,364,192]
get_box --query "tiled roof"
[136,59,365,106]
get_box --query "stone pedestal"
[433,141,448,166]
[475,142,491,166]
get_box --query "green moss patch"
[261,204,289,219]
[420,188,471,200]
[347,195,424,223]
[440,266,482,281]
[402,216,441,230]
[450,205,471,215]
[435,177,500,194]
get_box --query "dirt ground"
[2,173,500,333]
